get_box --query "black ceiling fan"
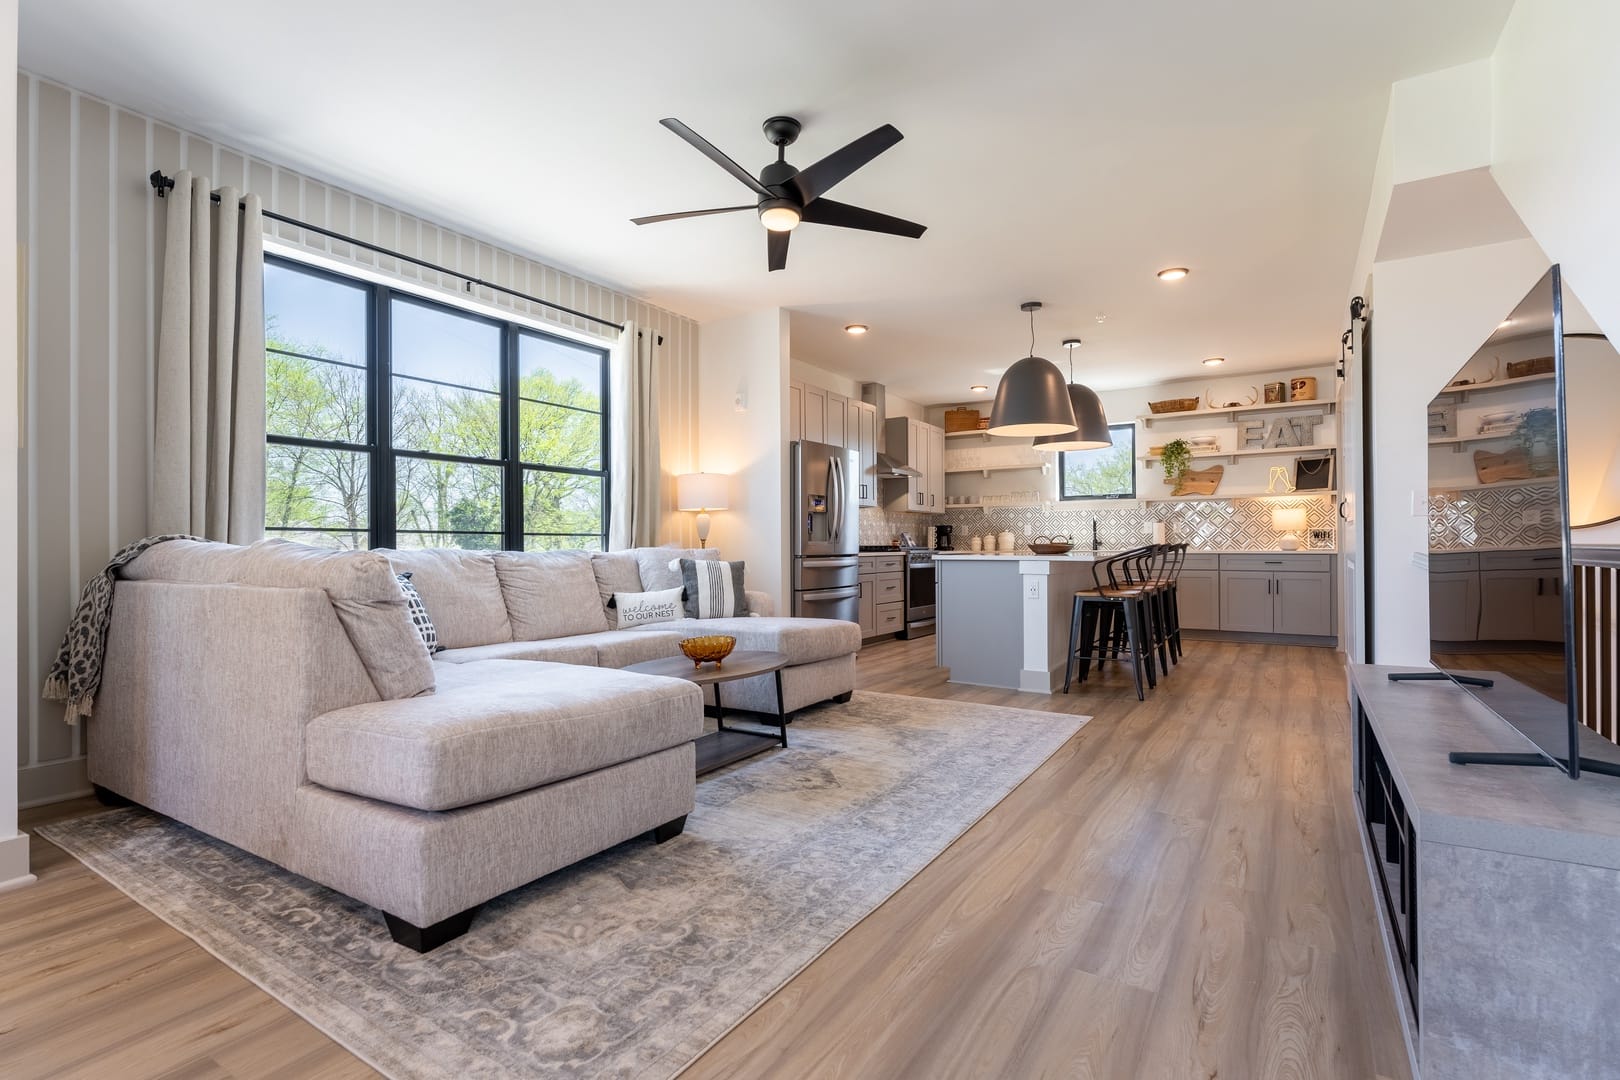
[631,116,926,272]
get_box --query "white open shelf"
[1429,476,1559,495]
[943,462,1052,477]
[1140,488,1337,504]
[943,428,1005,440]
[942,499,1045,512]
[1140,445,1337,467]
[1137,398,1336,427]
[1433,371,1554,402]
[1428,431,1521,451]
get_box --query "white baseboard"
[0,831,33,892]
[18,756,90,807]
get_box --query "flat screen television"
[1420,265,1620,779]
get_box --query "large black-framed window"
[1058,423,1137,501]
[263,255,610,551]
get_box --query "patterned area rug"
[38,690,1087,1080]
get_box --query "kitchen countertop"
[935,548,1336,559]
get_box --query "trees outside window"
[1059,424,1137,500]
[263,257,609,550]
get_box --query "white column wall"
[1,0,34,892]
[697,309,790,612]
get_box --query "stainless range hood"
[859,381,922,478]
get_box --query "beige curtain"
[608,320,661,549]
[150,170,266,542]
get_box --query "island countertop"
[934,548,1335,559]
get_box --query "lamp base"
[1279,532,1301,551]
[695,511,711,548]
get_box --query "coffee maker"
[934,524,954,551]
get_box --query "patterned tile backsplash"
[860,497,1338,552]
[1429,482,1562,551]
[861,482,1560,553]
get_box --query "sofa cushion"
[633,546,716,592]
[122,538,436,700]
[305,659,703,812]
[629,616,859,666]
[434,637,600,667]
[590,551,643,628]
[493,550,610,640]
[382,549,512,650]
[592,630,687,668]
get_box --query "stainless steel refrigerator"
[791,439,861,621]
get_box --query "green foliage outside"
[265,319,605,551]
[1061,427,1136,499]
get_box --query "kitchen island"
[933,552,1109,694]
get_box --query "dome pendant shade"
[1034,384,1113,451]
[986,356,1079,436]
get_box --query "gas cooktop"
[858,544,900,552]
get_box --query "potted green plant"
[1160,438,1193,487]
[1515,408,1559,476]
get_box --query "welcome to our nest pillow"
[612,586,685,629]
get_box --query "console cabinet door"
[853,401,878,506]
[1176,569,1220,630]
[1274,571,1333,638]
[1220,572,1276,633]
[1429,571,1481,642]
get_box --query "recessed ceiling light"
[844,323,869,335]
[969,384,988,393]
[1202,356,1226,367]
[1157,267,1190,282]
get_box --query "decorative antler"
[1205,387,1217,410]
[1207,385,1262,409]
[1246,385,1259,405]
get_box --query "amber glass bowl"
[679,635,737,667]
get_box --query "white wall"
[1368,238,1549,662]
[0,0,33,892]
[699,309,790,610]
[1492,0,1620,349]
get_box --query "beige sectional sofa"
[87,538,858,951]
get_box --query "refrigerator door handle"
[801,585,859,602]
[829,455,841,545]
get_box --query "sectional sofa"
[87,538,859,950]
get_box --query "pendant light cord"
[1028,306,1037,358]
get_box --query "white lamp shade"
[676,472,730,511]
[1271,506,1308,532]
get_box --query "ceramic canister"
[998,530,1016,553]
[970,536,982,552]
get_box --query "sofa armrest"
[745,589,774,617]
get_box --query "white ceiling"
[20,0,1516,404]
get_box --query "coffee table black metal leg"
[714,682,727,732]
[774,669,788,747]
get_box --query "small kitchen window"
[1059,423,1137,501]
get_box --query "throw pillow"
[613,586,686,629]
[634,546,717,592]
[396,572,441,653]
[679,559,749,619]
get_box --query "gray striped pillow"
[679,559,748,619]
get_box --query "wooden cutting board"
[1474,448,1532,484]
[1172,465,1223,496]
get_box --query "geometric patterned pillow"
[396,572,440,653]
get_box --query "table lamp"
[1271,505,1308,551]
[676,472,730,548]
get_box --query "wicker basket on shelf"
[1148,397,1200,414]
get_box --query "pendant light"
[987,301,1079,437]
[1034,339,1113,452]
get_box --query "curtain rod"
[149,170,636,336]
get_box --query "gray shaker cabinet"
[1274,571,1333,637]
[1220,571,1277,633]
[1176,569,1221,631]
[1429,571,1481,642]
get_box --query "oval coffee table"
[625,649,790,775]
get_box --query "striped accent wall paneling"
[15,73,701,806]
[1575,557,1620,744]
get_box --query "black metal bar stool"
[1065,546,1156,701]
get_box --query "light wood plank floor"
[4,637,1410,1079]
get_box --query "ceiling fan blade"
[659,118,772,198]
[631,206,753,226]
[768,229,790,272]
[789,124,903,204]
[800,198,927,238]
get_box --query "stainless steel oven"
[902,548,935,638]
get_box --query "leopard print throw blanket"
[43,534,199,723]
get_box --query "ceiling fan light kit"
[987,302,1081,437]
[631,114,926,271]
[1033,338,1114,451]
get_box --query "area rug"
[38,690,1086,1080]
